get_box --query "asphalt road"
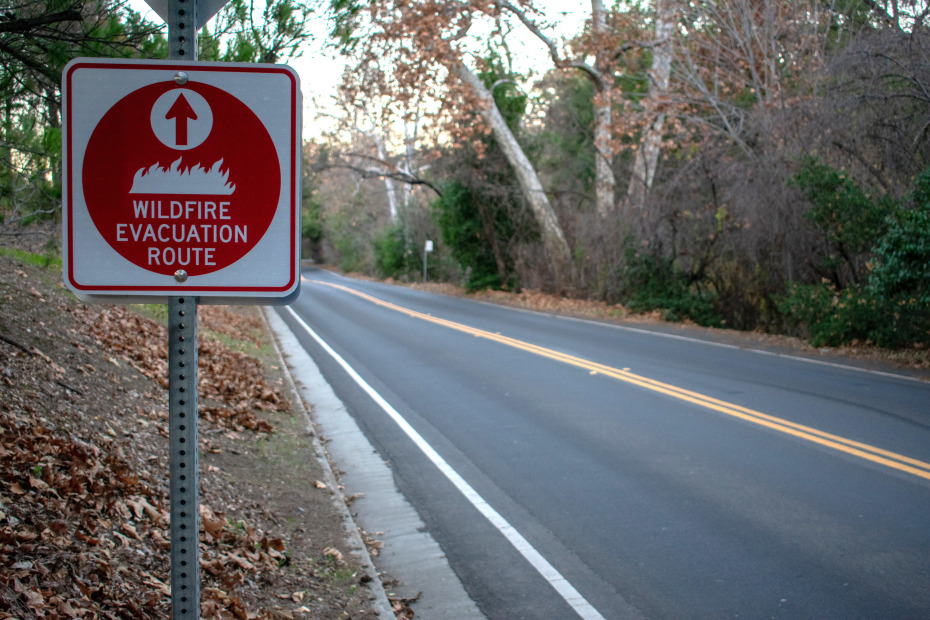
[274,268,930,619]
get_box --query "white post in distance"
[424,239,433,282]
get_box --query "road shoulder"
[265,308,486,620]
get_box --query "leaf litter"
[0,254,398,619]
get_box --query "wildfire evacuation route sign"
[62,58,301,302]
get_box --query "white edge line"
[464,297,927,384]
[608,323,928,383]
[283,306,606,620]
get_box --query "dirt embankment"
[0,253,393,619]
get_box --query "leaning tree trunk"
[454,61,572,289]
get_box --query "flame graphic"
[129,158,236,195]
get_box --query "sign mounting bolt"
[174,270,188,282]
[174,71,189,85]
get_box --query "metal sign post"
[62,1,300,615]
[168,296,199,618]
[168,2,199,618]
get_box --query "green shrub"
[870,173,930,304]
[777,283,890,347]
[328,219,368,274]
[792,156,892,285]
[433,181,507,291]
[616,249,723,327]
[779,161,930,348]
[301,196,324,261]
[865,170,930,345]
[778,178,930,349]
[778,280,928,349]
[373,224,414,279]
[0,246,62,269]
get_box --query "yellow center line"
[314,279,930,482]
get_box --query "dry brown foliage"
[0,255,381,619]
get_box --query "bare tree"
[671,0,833,156]
[315,58,441,221]
[327,0,574,287]
[624,0,675,214]
[498,0,682,217]
[495,0,618,218]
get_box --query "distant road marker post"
[423,239,434,282]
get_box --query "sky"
[127,0,590,140]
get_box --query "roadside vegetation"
[2,1,927,348]
[2,5,926,616]
[307,0,930,351]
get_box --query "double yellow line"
[316,280,930,482]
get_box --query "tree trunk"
[591,0,616,219]
[497,0,615,218]
[371,130,398,221]
[401,118,418,212]
[625,0,674,214]
[454,61,572,288]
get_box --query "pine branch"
[0,9,82,35]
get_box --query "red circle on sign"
[83,81,280,276]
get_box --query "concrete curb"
[263,306,486,620]
[262,308,395,620]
